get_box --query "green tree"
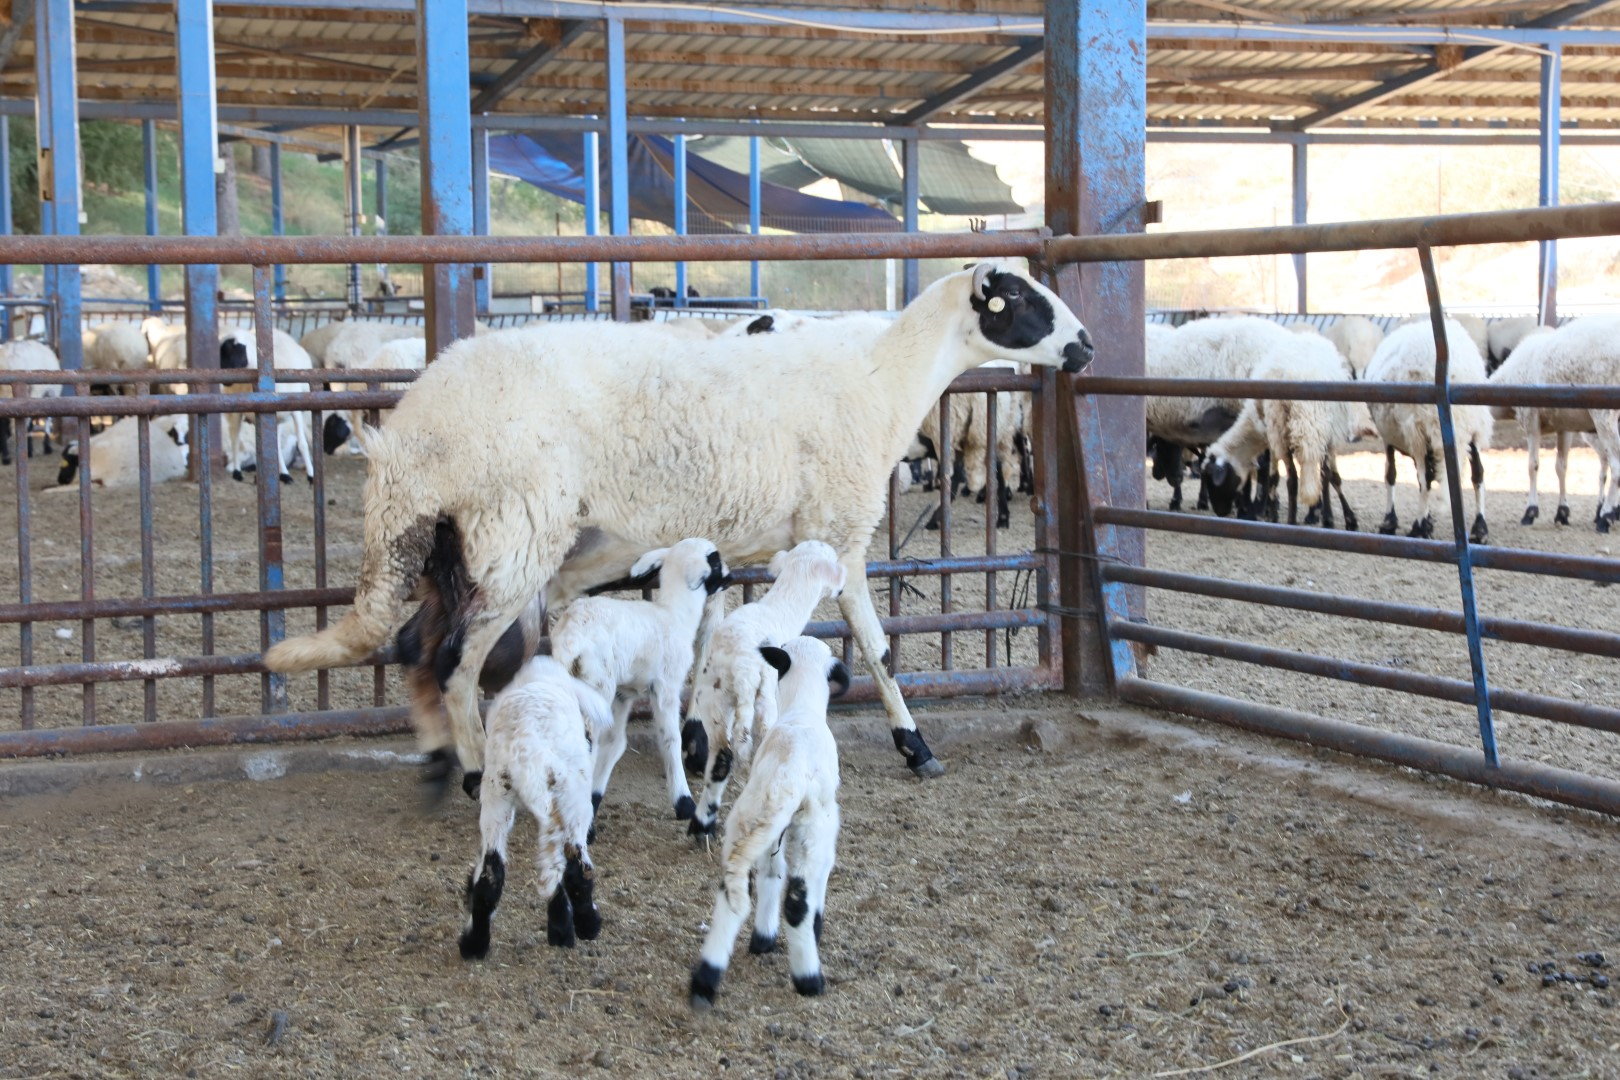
[7,114,39,234]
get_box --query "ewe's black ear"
[827,660,850,699]
[745,314,774,335]
[759,646,792,678]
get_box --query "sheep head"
[962,260,1094,374]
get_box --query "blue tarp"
[487,132,901,234]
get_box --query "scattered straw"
[1126,913,1213,961]
[1152,1012,1351,1077]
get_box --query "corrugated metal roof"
[8,3,1620,132]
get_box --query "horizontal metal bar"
[0,646,399,688]
[1094,506,1620,584]
[1114,621,1620,735]
[1048,202,1620,264]
[1451,384,1620,409]
[0,232,1040,267]
[3,369,424,387]
[0,587,355,625]
[1103,563,1620,660]
[730,552,1042,584]
[0,390,401,419]
[1076,377,1437,404]
[803,606,1043,640]
[1118,678,1620,818]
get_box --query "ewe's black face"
[968,266,1094,373]
[220,339,251,370]
[1203,457,1244,518]
[322,413,352,455]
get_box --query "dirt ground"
[2,700,1618,1079]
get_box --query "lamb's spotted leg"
[589,692,634,824]
[750,836,788,955]
[651,680,697,820]
[1468,441,1489,544]
[783,801,839,997]
[1409,450,1437,540]
[1523,412,1544,525]
[458,776,515,961]
[1327,460,1357,532]
[1379,445,1400,535]
[1585,408,1620,532]
[690,865,755,1011]
[836,551,941,777]
[1283,454,1299,526]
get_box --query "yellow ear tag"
[987,296,1006,313]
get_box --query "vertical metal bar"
[197,393,215,717]
[137,413,157,721]
[35,0,82,370]
[749,130,762,300]
[1418,246,1498,766]
[584,128,599,313]
[345,124,363,311]
[472,126,491,315]
[1291,138,1308,315]
[143,118,161,314]
[0,115,11,341]
[937,394,953,670]
[673,131,688,306]
[13,380,33,728]
[1538,46,1561,327]
[75,409,93,725]
[310,404,330,710]
[176,0,220,473]
[604,16,632,322]
[416,0,476,355]
[984,390,998,668]
[901,136,920,304]
[1045,0,1148,693]
[887,461,901,676]
[270,142,286,303]
[252,265,287,712]
[374,155,391,304]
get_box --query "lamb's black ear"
[745,315,774,335]
[826,660,850,699]
[759,646,792,678]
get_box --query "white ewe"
[262,261,1093,790]
[0,340,65,465]
[54,413,189,489]
[321,336,426,456]
[1485,316,1546,375]
[219,327,317,484]
[689,635,848,1009]
[82,323,151,389]
[458,656,612,960]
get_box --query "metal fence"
[4,209,1620,819]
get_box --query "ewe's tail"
[264,426,438,673]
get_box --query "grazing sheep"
[908,359,1029,530]
[548,538,732,826]
[54,413,189,489]
[297,320,351,366]
[1487,317,1620,530]
[219,327,317,484]
[1485,316,1545,375]
[1364,319,1493,543]
[1203,333,1360,530]
[262,261,1094,790]
[458,656,612,960]
[319,335,427,456]
[0,340,65,465]
[689,636,849,1010]
[686,540,846,840]
[1325,315,1385,376]
[141,318,188,388]
[82,322,151,389]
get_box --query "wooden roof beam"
[892,37,1043,124]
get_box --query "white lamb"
[1203,333,1360,530]
[321,336,426,456]
[54,413,189,490]
[218,326,317,484]
[262,261,1094,789]
[685,540,847,840]
[82,322,151,389]
[1364,319,1494,543]
[689,635,848,1009]
[458,656,612,960]
[548,538,732,827]
[0,339,64,465]
[1487,316,1620,531]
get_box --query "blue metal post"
[34,0,82,369]
[0,115,11,341]
[416,0,476,354]
[1292,139,1308,314]
[345,125,362,310]
[176,0,219,474]
[143,119,161,313]
[605,16,632,321]
[1046,0,1147,693]
[472,127,491,315]
[584,129,599,312]
[1538,46,1561,326]
[270,141,285,303]
[673,132,687,306]
[901,136,920,304]
[749,131,762,301]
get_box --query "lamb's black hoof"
[1378,512,1399,535]
[925,511,942,532]
[1555,505,1571,526]
[458,927,491,961]
[1522,506,1539,526]
[1304,507,1321,526]
[792,972,826,996]
[1470,514,1490,545]
[462,769,482,800]
[1597,513,1612,535]
[749,931,778,955]
[231,469,244,482]
[690,962,722,1011]
[279,472,293,484]
[681,719,708,775]
[547,923,577,949]
[574,904,602,942]
[687,816,717,840]
[1409,517,1434,540]
[1342,512,1359,533]
[974,489,987,505]
[996,511,1010,529]
[674,794,696,821]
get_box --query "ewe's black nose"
[1061,328,1095,373]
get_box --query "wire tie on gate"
[1037,602,1101,620]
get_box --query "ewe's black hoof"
[749,931,778,955]
[1470,515,1490,545]
[792,972,826,996]
[674,794,697,821]
[574,905,602,942]
[681,720,708,776]
[458,928,491,961]
[1409,517,1434,540]
[1555,505,1571,526]
[462,770,483,800]
[419,748,454,807]
[1522,506,1539,526]
[893,728,943,778]
[1598,514,1612,535]
[690,962,722,1011]
[1342,513,1359,533]
[231,469,244,482]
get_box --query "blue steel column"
[142,119,161,314]
[1292,139,1308,314]
[416,0,476,354]
[34,0,82,369]
[175,0,219,472]
[749,131,762,300]
[901,135,920,304]
[584,129,599,312]
[345,125,362,310]
[605,16,632,321]
[270,142,285,303]
[673,132,688,306]
[472,127,491,315]
[1046,0,1147,694]
[0,115,11,341]
[1538,46,1561,326]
